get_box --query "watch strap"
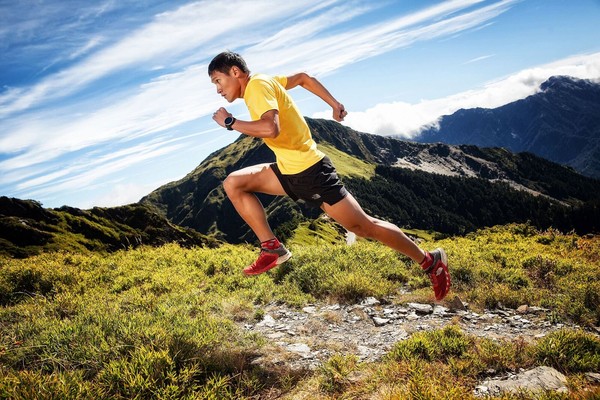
[225,116,236,130]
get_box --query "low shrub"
[534,329,600,373]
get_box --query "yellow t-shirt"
[243,74,324,174]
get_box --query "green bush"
[534,329,600,373]
[317,354,359,394]
[0,369,102,400]
[0,256,78,305]
[387,325,472,363]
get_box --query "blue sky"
[1,0,600,209]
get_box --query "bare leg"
[321,193,426,263]
[222,164,286,243]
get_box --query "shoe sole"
[276,251,292,265]
[435,248,448,269]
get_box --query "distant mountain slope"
[141,118,600,242]
[416,76,600,178]
[0,197,218,258]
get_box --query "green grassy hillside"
[1,224,599,399]
[141,118,600,244]
[0,197,218,258]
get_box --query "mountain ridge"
[141,118,600,241]
[0,196,218,258]
[416,76,600,178]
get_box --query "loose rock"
[361,297,380,306]
[517,305,529,314]
[476,366,568,397]
[244,295,593,371]
[585,372,600,383]
[287,343,311,357]
[448,295,467,311]
[372,317,390,327]
[408,303,433,314]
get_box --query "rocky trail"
[241,294,600,396]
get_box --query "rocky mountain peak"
[539,75,598,92]
[416,75,600,178]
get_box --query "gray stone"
[406,312,420,321]
[408,303,433,314]
[361,297,380,306]
[287,343,311,357]
[474,385,489,396]
[479,366,568,396]
[257,314,276,327]
[372,317,390,327]
[585,372,600,383]
[357,345,372,359]
[433,305,449,316]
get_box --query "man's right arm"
[213,107,280,139]
[285,72,347,122]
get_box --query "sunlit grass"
[0,223,599,398]
[319,143,376,179]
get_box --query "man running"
[208,51,450,300]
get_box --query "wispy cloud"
[463,54,495,64]
[0,0,555,207]
[246,0,518,76]
[327,51,600,137]
[0,1,328,117]
[2,1,513,161]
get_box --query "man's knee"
[347,219,376,238]
[223,173,243,196]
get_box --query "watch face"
[225,116,233,125]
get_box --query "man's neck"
[239,74,251,98]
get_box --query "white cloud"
[1,0,514,170]
[0,65,219,168]
[324,51,600,137]
[21,142,186,200]
[2,118,221,193]
[0,0,328,117]
[68,36,104,60]
[463,54,495,64]
[247,0,512,75]
[89,182,163,208]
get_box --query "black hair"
[208,51,250,75]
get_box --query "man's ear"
[230,66,240,77]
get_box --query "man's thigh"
[320,193,371,230]
[227,163,287,196]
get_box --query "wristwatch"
[224,116,236,131]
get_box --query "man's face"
[210,69,240,103]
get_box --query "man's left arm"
[285,72,347,122]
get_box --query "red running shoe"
[421,248,451,301]
[243,243,292,276]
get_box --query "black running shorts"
[271,156,348,208]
